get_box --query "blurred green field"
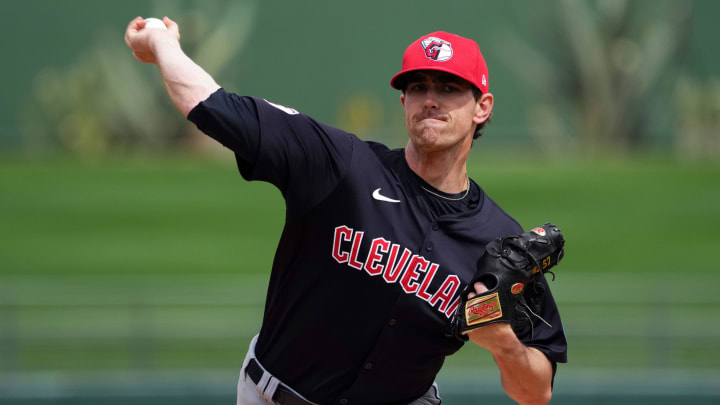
[1,151,720,402]
[2,152,717,276]
[0,156,284,276]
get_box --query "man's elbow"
[533,387,552,405]
[512,387,552,405]
[174,84,221,117]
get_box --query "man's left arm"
[466,282,553,405]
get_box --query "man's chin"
[415,119,449,132]
[410,124,444,139]
[408,132,447,152]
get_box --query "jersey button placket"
[339,399,349,405]
[425,242,434,252]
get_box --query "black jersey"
[188,89,567,404]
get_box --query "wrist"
[485,323,524,356]
[490,335,525,359]
[149,33,181,58]
[467,322,525,356]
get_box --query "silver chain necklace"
[420,173,470,201]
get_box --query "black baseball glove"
[452,223,565,339]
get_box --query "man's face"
[401,71,489,153]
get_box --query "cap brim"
[390,66,480,91]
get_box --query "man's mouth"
[417,114,448,122]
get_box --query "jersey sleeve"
[489,211,568,366]
[187,89,355,215]
[187,88,260,177]
[514,275,568,365]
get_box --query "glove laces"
[499,237,554,338]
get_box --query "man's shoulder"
[476,187,524,235]
[347,140,402,167]
[364,140,392,152]
[363,141,403,159]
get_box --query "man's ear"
[400,93,405,108]
[473,93,493,125]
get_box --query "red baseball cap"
[390,31,489,94]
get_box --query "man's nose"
[423,89,439,109]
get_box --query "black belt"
[245,358,313,405]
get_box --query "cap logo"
[532,227,546,236]
[421,37,453,62]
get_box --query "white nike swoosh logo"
[372,188,401,203]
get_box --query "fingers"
[125,15,178,63]
[163,16,175,28]
[163,16,181,40]
[474,281,489,293]
[466,281,489,299]
[125,16,144,47]
[126,16,145,34]
[132,51,146,63]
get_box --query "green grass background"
[4,152,717,276]
[1,150,719,401]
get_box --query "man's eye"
[443,85,457,92]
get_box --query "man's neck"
[404,142,470,194]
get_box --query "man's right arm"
[124,16,220,117]
[125,16,355,210]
